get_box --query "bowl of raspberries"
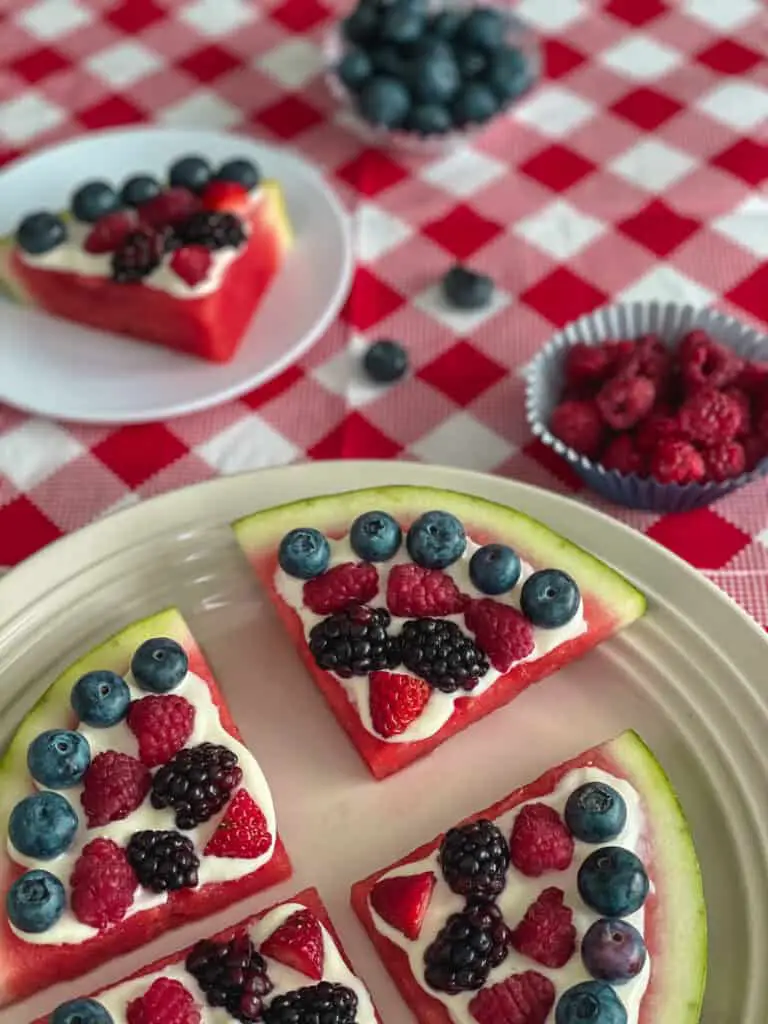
[327,0,539,151]
[525,302,768,512]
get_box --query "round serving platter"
[0,460,765,1023]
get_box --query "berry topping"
[264,983,358,1024]
[9,791,78,860]
[169,155,213,194]
[369,670,430,738]
[309,605,400,678]
[303,561,379,615]
[577,846,649,917]
[581,918,647,984]
[363,338,409,383]
[596,376,655,431]
[370,871,436,940]
[151,742,242,829]
[469,971,556,1024]
[16,211,67,254]
[509,887,576,968]
[170,245,212,286]
[71,838,136,929]
[680,387,742,446]
[71,181,121,223]
[52,999,113,1024]
[71,670,130,727]
[27,729,90,789]
[387,563,466,617]
[131,636,189,693]
[6,869,65,934]
[520,569,580,629]
[407,510,466,569]
[350,510,402,562]
[261,908,324,981]
[127,829,200,892]
[550,400,604,458]
[649,438,705,484]
[279,527,331,580]
[204,788,272,858]
[84,212,135,254]
[139,187,201,228]
[680,330,741,390]
[469,543,522,595]
[358,75,411,127]
[424,899,509,994]
[565,782,627,843]
[704,440,746,481]
[555,981,627,1024]
[127,694,195,767]
[176,210,245,250]
[510,803,574,877]
[464,598,535,672]
[187,934,273,1022]
[81,751,151,827]
[401,617,489,692]
[439,819,509,898]
[564,343,613,388]
[201,180,250,215]
[120,175,161,208]
[111,227,166,283]
[127,978,201,1024]
[215,158,261,191]
[442,265,494,310]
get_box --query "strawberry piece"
[201,180,250,215]
[509,887,576,967]
[303,562,379,615]
[469,970,555,1024]
[170,245,212,286]
[139,187,201,228]
[71,838,136,928]
[261,908,324,981]
[370,871,436,940]
[509,803,574,877]
[549,399,604,457]
[127,978,201,1024]
[81,750,151,827]
[464,599,534,673]
[204,789,271,858]
[369,671,430,738]
[127,694,194,767]
[387,563,466,617]
[84,212,135,254]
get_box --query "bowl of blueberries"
[327,0,539,151]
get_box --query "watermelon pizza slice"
[233,486,646,779]
[35,886,382,1024]
[352,730,706,1024]
[0,608,291,1009]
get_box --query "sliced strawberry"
[387,563,466,617]
[369,671,430,738]
[261,908,324,981]
[204,789,271,858]
[201,180,250,215]
[370,871,436,940]
[170,245,212,286]
[139,187,201,228]
[84,212,135,254]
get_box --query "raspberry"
[469,971,555,1024]
[127,694,194,768]
[509,803,574,877]
[704,441,746,482]
[632,334,670,381]
[464,599,535,672]
[563,343,612,387]
[127,979,201,1024]
[596,375,655,430]
[603,340,636,373]
[170,245,212,286]
[680,388,742,446]
[635,412,685,454]
[84,212,135,254]
[71,838,136,928]
[302,562,378,615]
[81,751,151,827]
[139,187,201,228]
[724,387,751,436]
[549,400,604,458]
[601,434,645,476]
[201,180,250,215]
[736,361,768,397]
[369,671,430,738]
[204,789,272,858]
[743,435,767,471]
[649,439,705,485]
[386,563,466,617]
[679,330,741,390]
[509,887,576,968]
[756,405,768,443]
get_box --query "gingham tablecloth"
[0,0,767,621]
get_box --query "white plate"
[0,128,353,424]
[0,461,766,1023]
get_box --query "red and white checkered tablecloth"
[0,0,767,621]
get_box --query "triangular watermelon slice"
[233,485,646,778]
[0,607,291,1009]
[352,729,706,1024]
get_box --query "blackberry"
[439,819,510,898]
[400,618,489,693]
[263,982,358,1024]
[150,742,242,829]
[111,228,169,282]
[424,899,509,994]
[308,604,401,678]
[186,933,273,1023]
[126,829,200,892]
[176,211,245,250]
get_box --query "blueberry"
[6,870,66,934]
[565,782,627,843]
[168,155,212,194]
[52,999,114,1024]
[582,918,647,984]
[131,637,189,693]
[350,511,402,562]
[486,46,533,102]
[381,3,424,43]
[15,212,67,255]
[369,45,406,78]
[461,7,507,51]
[279,528,331,580]
[338,49,373,91]
[9,792,78,860]
[120,175,161,207]
[363,339,408,383]
[407,511,466,569]
[342,5,380,46]
[407,103,453,136]
[442,265,494,310]
[452,81,499,125]
[27,730,90,789]
[410,51,461,104]
[71,181,121,223]
[71,669,131,727]
[555,981,627,1024]
[214,159,261,191]
[357,75,411,128]
[469,544,521,595]
[578,846,649,917]
[520,568,580,628]
[456,47,488,79]
[429,9,464,39]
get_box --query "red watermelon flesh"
[351,730,706,1024]
[0,607,292,1009]
[233,486,647,779]
[32,887,383,1024]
